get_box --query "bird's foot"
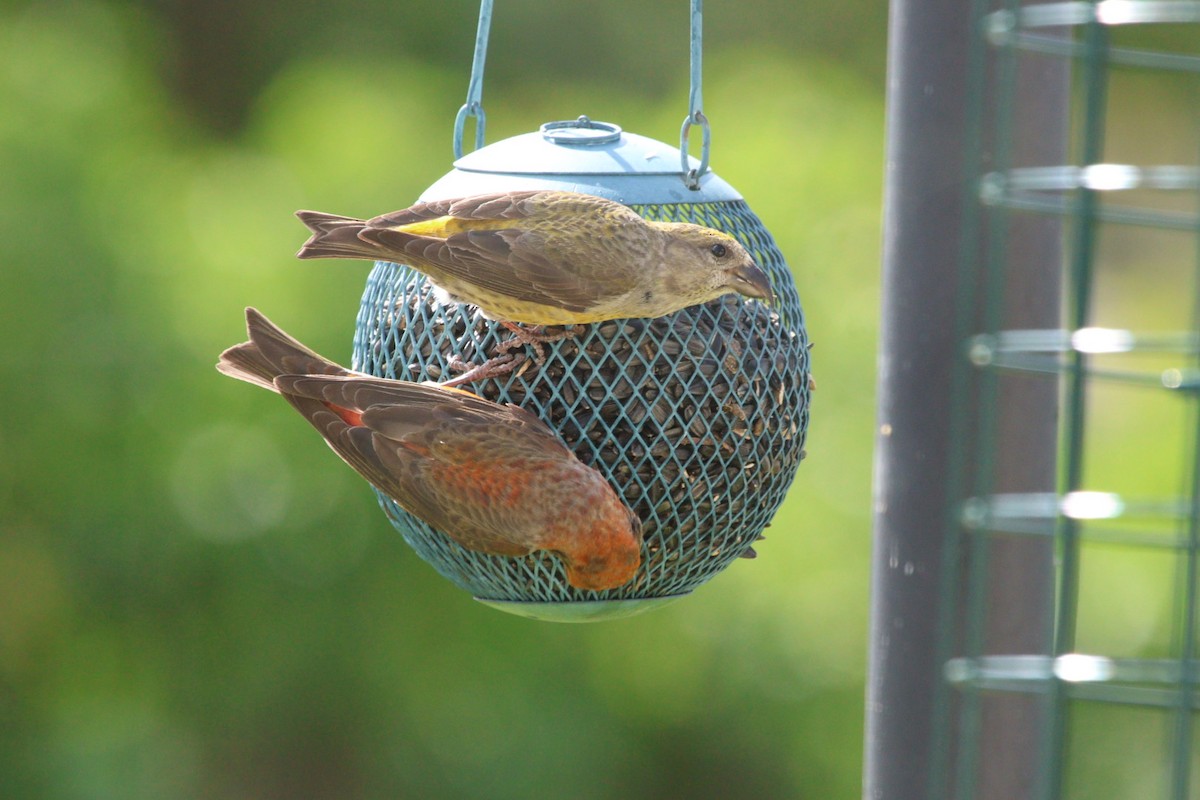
[439,352,528,388]
[495,322,576,366]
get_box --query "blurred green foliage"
[0,2,882,797]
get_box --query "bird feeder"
[351,0,811,621]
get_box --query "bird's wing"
[375,421,575,556]
[279,376,511,426]
[368,191,547,226]
[273,377,407,499]
[275,375,575,555]
[363,192,643,312]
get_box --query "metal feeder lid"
[421,116,742,205]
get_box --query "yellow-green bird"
[295,190,774,326]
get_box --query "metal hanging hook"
[679,0,710,189]
[453,0,494,159]
[453,0,711,182]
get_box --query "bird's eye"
[710,243,727,258]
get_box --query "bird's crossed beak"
[732,263,776,306]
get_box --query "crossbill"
[295,190,774,326]
[217,307,643,591]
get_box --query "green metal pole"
[868,0,977,795]
[869,2,1065,797]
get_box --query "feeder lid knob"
[540,116,623,146]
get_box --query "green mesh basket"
[929,2,1200,797]
[351,120,811,621]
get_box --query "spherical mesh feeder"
[352,118,811,621]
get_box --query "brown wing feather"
[369,424,562,556]
[270,382,398,497]
[367,191,546,228]
[274,373,581,555]
[360,226,597,312]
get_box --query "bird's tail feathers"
[217,307,347,392]
[295,210,384,260]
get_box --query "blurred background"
[3,0,1194,797]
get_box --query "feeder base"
[475,594,689,623]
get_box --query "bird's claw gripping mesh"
[352,199,811,605]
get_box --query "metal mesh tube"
[922,1,1200,798]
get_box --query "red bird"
[217,308,643,591]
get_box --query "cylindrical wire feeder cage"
[942,4,1200,797]
[871,0,1200,797]
[351,1,811,622]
